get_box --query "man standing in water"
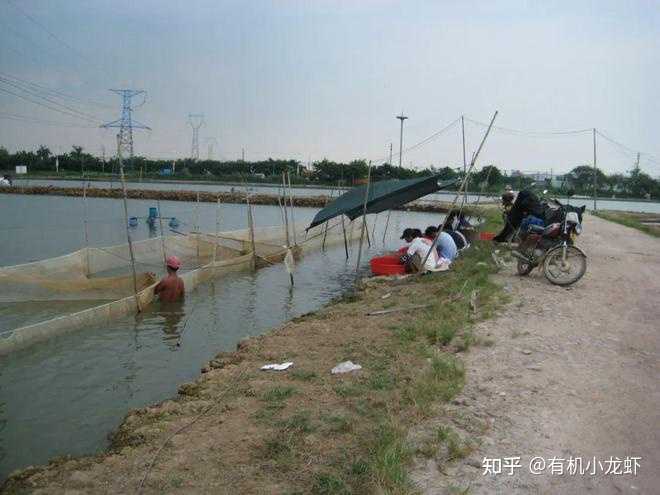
[154,256,185,302]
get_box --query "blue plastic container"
[168,218,179,228]
[148,207,158,219]
[128,216,138,227]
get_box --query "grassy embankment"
[3,208,505,494]
[592,210,660,238]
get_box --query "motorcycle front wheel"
[543,246,587,286]
[517,258,534,276]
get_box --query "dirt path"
[412,214,660,494]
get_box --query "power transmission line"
[6,0,95,67]
[0,76,102,122]
[0,71,113,110]
[465,117,592,137]
[372,116,461,165]
[0,85,100,124]
[0,112,97,128]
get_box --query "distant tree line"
[1,145,658,199]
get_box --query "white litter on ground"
[331,361,362,374]
[260,362,294,371]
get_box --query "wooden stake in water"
[355,161,373,273]
[287,171,297,246]
[82,178,91,276]
[117,134,142,312]
[213,196,221,265]
[157,199,167,270]
[247,193,257,270]
[195,191,201,259]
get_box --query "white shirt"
[406,237,438,271]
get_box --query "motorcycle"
[511,209,587,286]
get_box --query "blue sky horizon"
[1,0,658,176]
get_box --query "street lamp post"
[396,113,408,168]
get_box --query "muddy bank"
[0,185,490,216]
[1,240,505,494]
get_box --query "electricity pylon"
[101,89,150,160]
[206,137,218,160]
[188,114,205,160]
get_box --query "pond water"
[0,193,443,480]
[11,177,660,213]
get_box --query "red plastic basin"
[370,255,406,276]
[479,231,496,241]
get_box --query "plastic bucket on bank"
[370,255,406,276]
[479,231,496,241]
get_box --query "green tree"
[628,166,656,198]
[568,165,608,194]
[36,145,51,162]
[473,165,502,188]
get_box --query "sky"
[1,0,659,176]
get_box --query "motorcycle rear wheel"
[543,246,587,286]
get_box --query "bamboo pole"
[157,199,167,269]
[382,210,392,244]
[593,128,598,211]
[213,196,221,265]
[82,177,91,275]
[117,135,142,312]
[195,191,200,259]
[246,193,257,270]
[355,161,372,273]
[420,111,498,271]
[287,171,297,245]
[341,215,349,260]
[280,174,291,247]
[321,187,335,251]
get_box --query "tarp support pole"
[322,187,335,251]
[355,161,373,273]
[382,210,392,244]
[341,216,349,259]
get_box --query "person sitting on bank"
[155,256,185,302]
[424,226,458,262]
[399,228,439,273]
[440,224,470,251]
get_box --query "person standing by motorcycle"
[501,185,515,212]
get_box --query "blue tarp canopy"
[306,175,458,230]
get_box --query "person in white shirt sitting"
[399,228,446,273]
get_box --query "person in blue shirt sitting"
[424,226,457,264]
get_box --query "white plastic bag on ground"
[261,362,293,371]
[331,361,362,374]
